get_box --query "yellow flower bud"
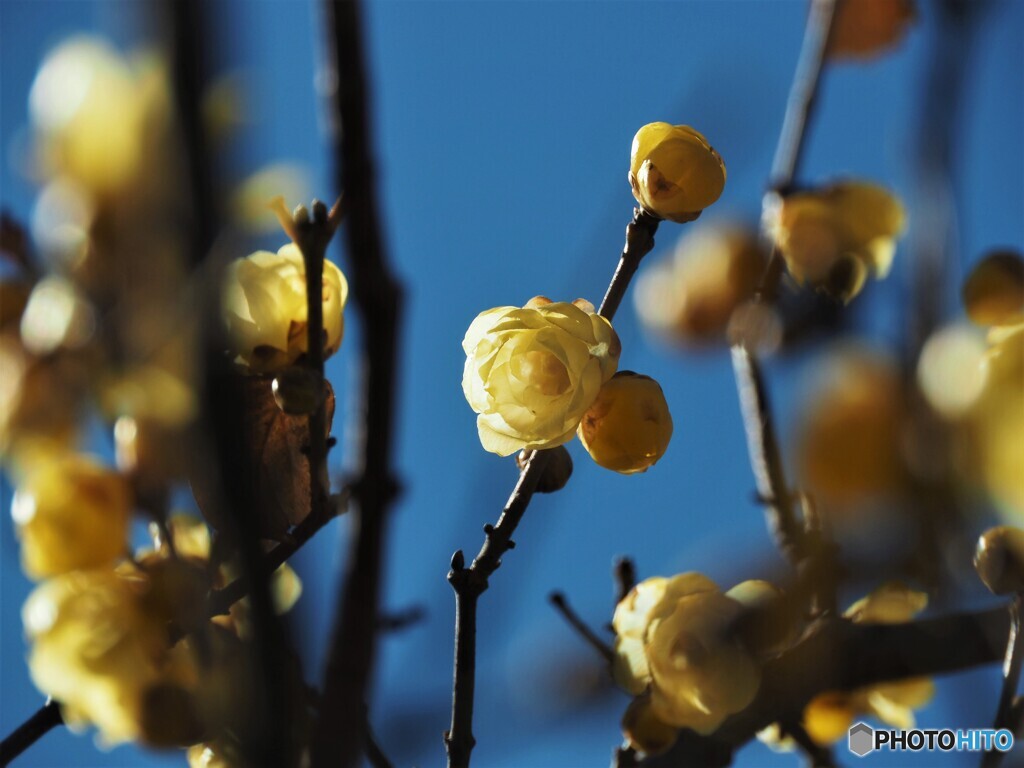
[11,455,131,579]
[634,224,766,346]
[803,692,856,744]
[975,526,1024,595]
[222,244,348,373]
[765,181,905,302]
[829,0,917,61]
[629,123,726,223]
[461,298,620,456]
[963,250,1024,329]
[22,570,168,745]
[578,372,673,474]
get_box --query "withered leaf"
[192,373,335,542]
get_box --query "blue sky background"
[2,1,1023,766]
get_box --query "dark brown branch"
[549,592,615,665]
[982,596,1024,768]
[445,204,660,768]
[783,721,836,768]
[310,0,403,765]
[614,557,638,605]
[0,700,62,766]
[732,0,838,584]
[639,604,1011,767]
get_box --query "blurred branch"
[638,603,1012,767]
[310,0,404,765]
[783,721,836,768]
[445,209,660,768]
[732,0,838,597]
[549,592,615,665]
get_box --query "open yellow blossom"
[461,297,620,456]
[23,570,169,745]
[613,574,769,735]
[11,455,130,580]
[764,181,905,303]
[629,123,727,223]
[578,371,673,474]
[222,244,348,373]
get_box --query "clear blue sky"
[2,1,1023,766]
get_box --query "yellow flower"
[222,244,348,373]
[793,584,932,746]
[633,224,765,345]
[11,455,131,580]
[578,371,673,474]
[461,297,620,456]
[795,345,905,506]
[765,181,905,303]
[29,37,162,196]
[188,742,241,768]
[613,574,768,735]
[629,123,727,223]
[22,570,168,745]
[829,0,917,61]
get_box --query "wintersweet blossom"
[629,123,727,223]
[578,371,673,474]
[222,244,348,373]
[461,297,620,456]
[764,181,905,302]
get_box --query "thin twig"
[549,592,615,665]
[982,596,1024,768]
[310,0,403,765]
[445,209,660,768]
[732,0,838,580]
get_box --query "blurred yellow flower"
[222,244,348,373]
[461,297,620,456]
[29,37,165,196]
[962,250,1024,329]
[633,224,765,346]
[795,345,905,506]
[829,0,917,61]
[629,123,727,223]
[613,574,769,735]
[764,181,905,303]
[11,455,130,580]
[578,371,673,474]
[23,570,169,745]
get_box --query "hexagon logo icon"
[849,722,875,757]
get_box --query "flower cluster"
[764,181,906,303]
[761,583,932,749]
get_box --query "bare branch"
[310,0,404,765]
[549,592,615,665]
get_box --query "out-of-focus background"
[2,1,1023,766]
